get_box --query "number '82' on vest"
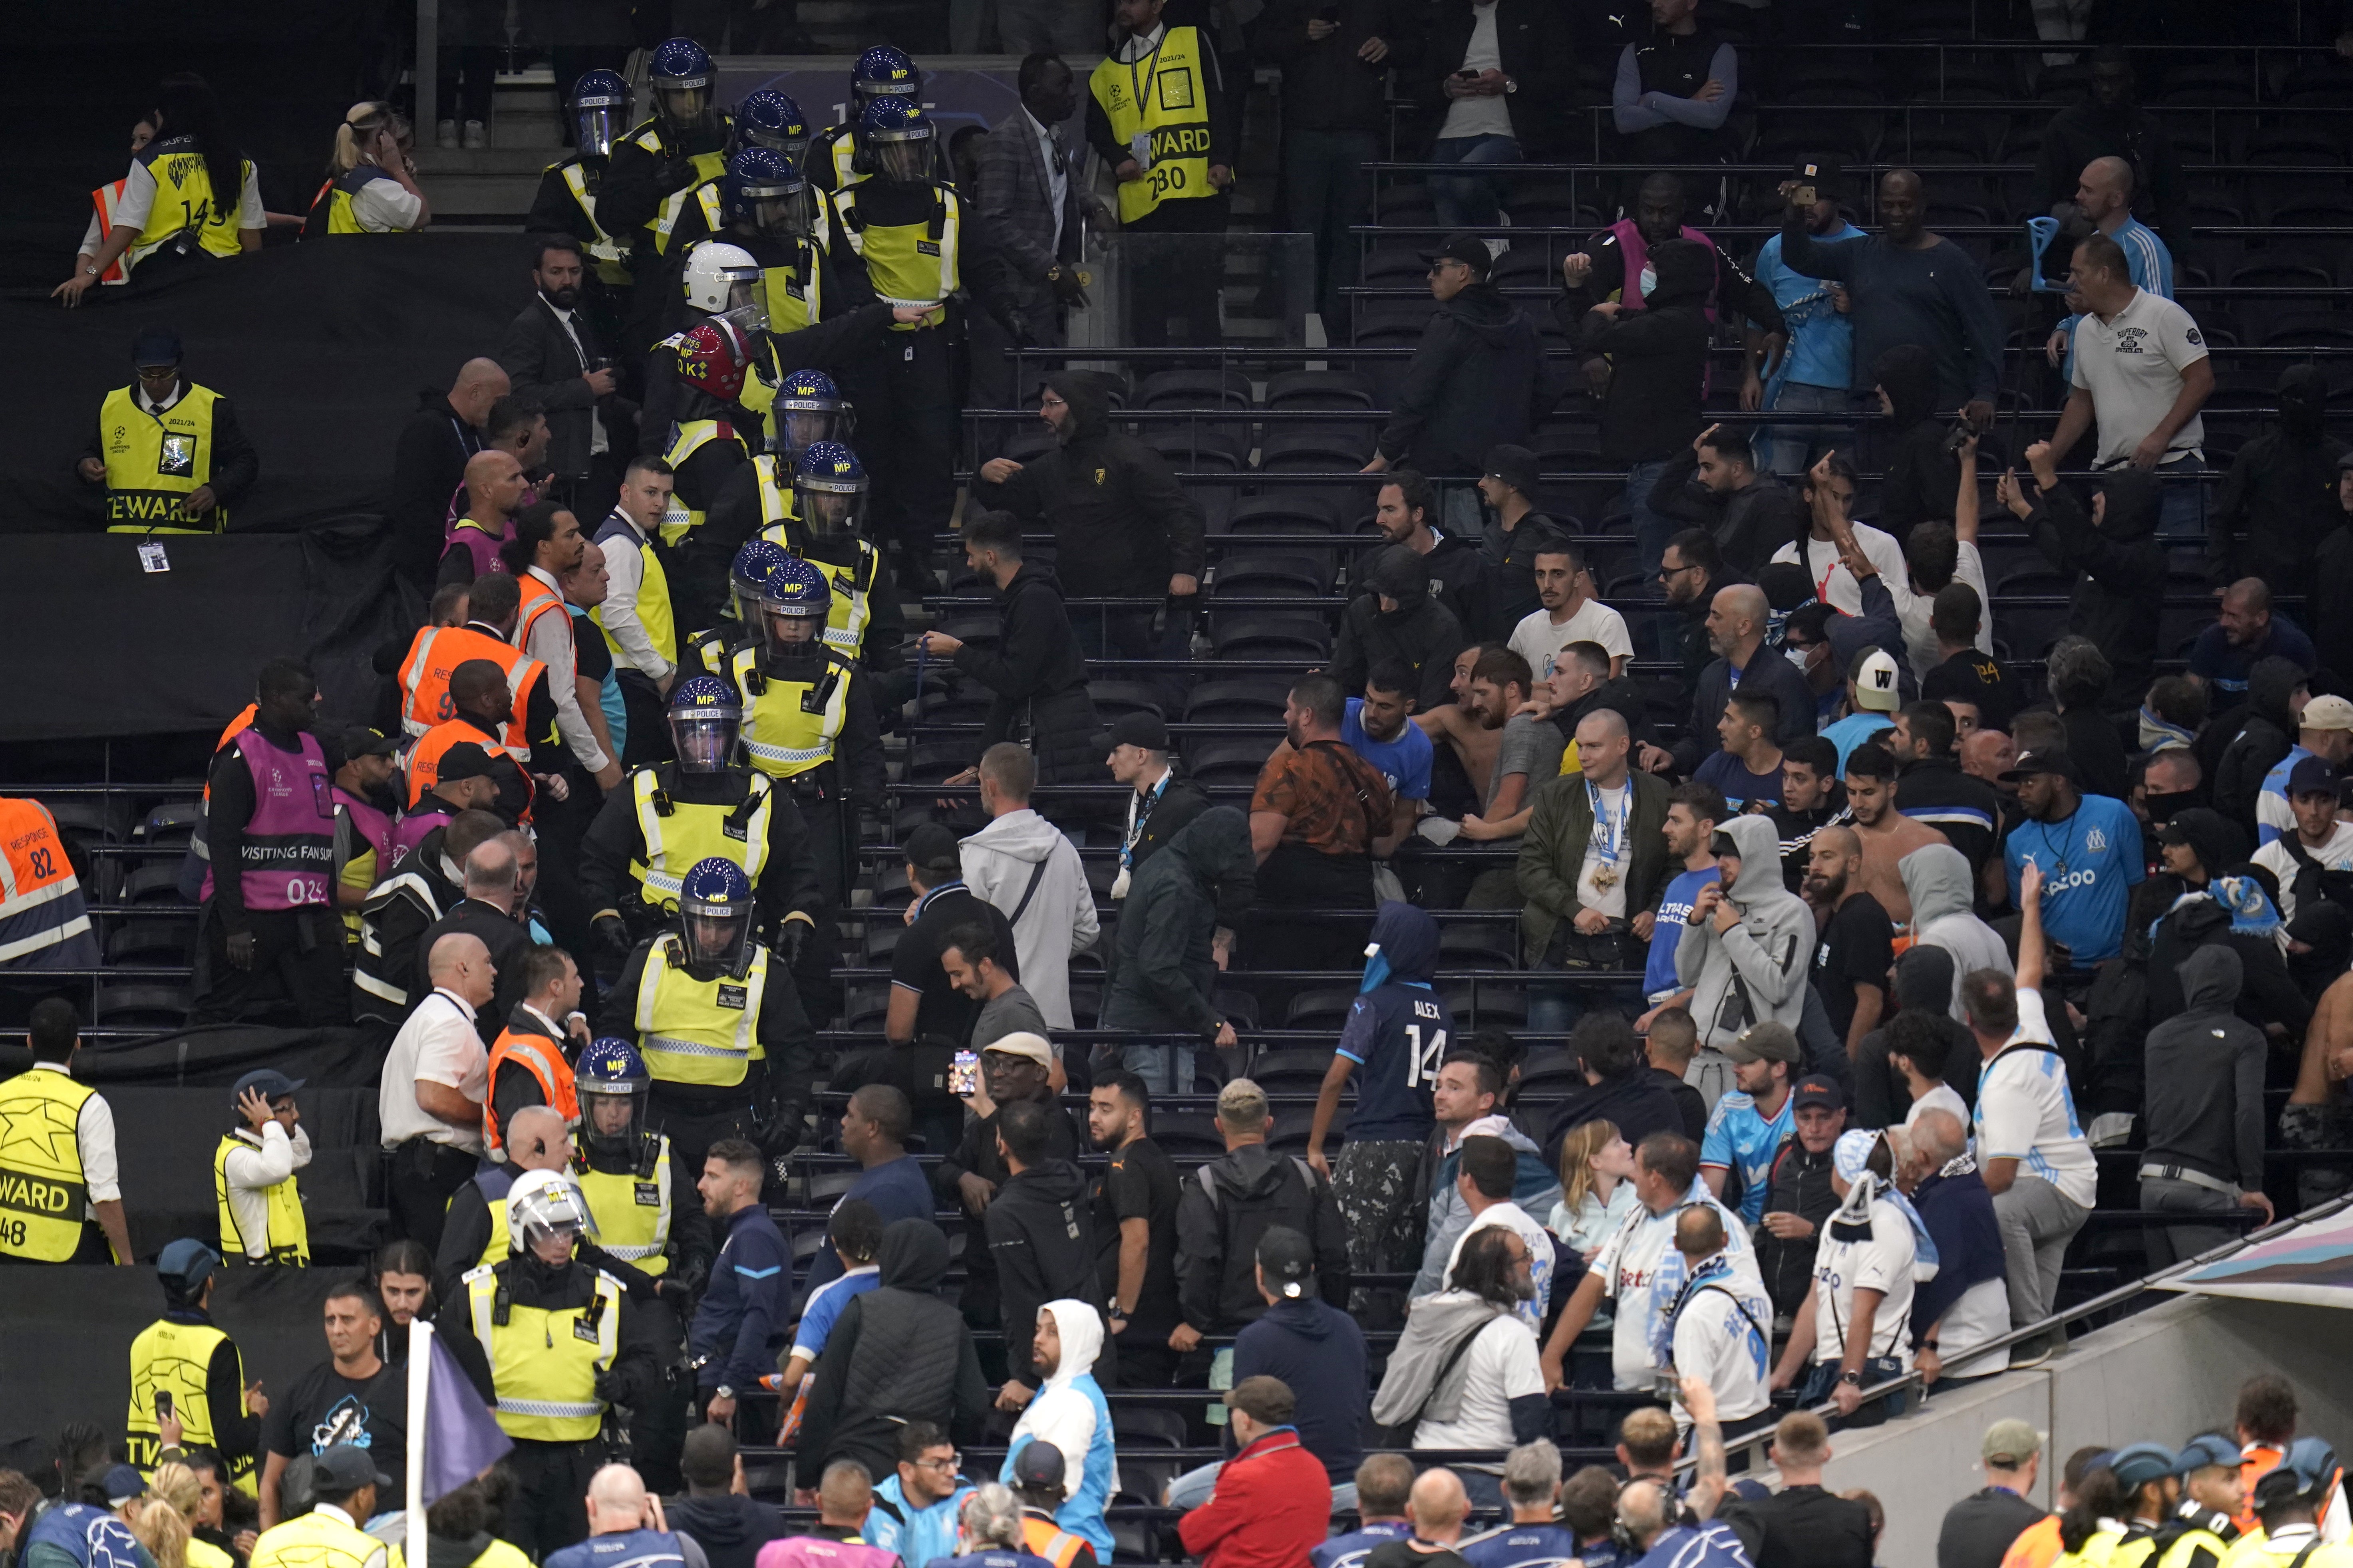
[1089,28,1215,226]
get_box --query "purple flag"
[417,1328,513,1505]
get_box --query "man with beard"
[1840,744,1946,930]
[1251,675,1398,969]
[1645,423,1805,577]
[1659,528,1740,692]
[1333,546,1471,714]
[1343,665,1435,850]
[1088,1070,1182,1386]
[495,235,635,523]
[917,512,1101,783]
[2210,367,2349,604]
[1506,539,1632,683]
[2190,579,2317,700]
[1803,826,1892,1058]
[1745,157,1868,479]
[1372,468,1484,623]
[1675,582,1814,773]
[1417,647,1533,835]
[1470,446,1571,640]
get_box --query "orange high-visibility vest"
[484,1024,580,1159]
[395,625,547,760]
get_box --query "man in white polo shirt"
[2048,230,2214,538]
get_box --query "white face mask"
[1786,645,1814,672]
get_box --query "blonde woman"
[127,1462,225,1568]
[1548,1119,1638,1261]
[306,103,430,234]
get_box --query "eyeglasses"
[915,1453,961,1473]
[1657,562,1699,580]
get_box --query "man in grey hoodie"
[2141,945,2274,1265]
[961,742,1099,1031]
[1900,843,2011,1022]
[1678,814,1815,1056]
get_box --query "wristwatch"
[1837,1369,1863,1387]
[1504,76,1518,93]
[715,1385,736,1400]
[82,262,99,277]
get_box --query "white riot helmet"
[682,241,763,320]
[506,1168,596,1258]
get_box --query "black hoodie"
[1105,806,1257,1036]
[984,375,1209,598]
[2024,466,2165,707]
[1174,1140,1353,1332]
[2209,366,2351,601]
[664,1496,786,1568]
[1332,546,1471,712]
[799,1218,990,1483]
[1873,343,1969,538]
[2142,944,2267,1192]
[952,560,1101,780]
[2214,658,2305,827]
[1562,238,1713,462]
[1376,280,1542,476]
[986,1157,1101,1384]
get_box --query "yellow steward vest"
[1090,28,1216,226]
[99,383,229,534]
[126,1315,258,1493]
[248,1507,402,1568]
[213,1129,310,1264]
[129,138,254,264]
[0,1066,97,1262]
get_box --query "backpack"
[1195,1155,1324,1314]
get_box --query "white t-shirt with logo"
[1972,990,2099,1209]
[2069,289,2209,466]
[1809,1190,1918,1369]
[1509,598,1633,681]
[1594,1183,1758,1389]
[2253,821,2353,933]
[1769,523,1908,617]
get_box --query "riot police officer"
[773,442,906,699]
[806,46,926,196]
[831,100,963,588]
[580,675,824,957]
[570,1038,712,1495]
[639,242,763,449]
[659,320,757,635]
[598,39,734,354]
[602,857,817,1180]
[526,71,635,349]
[440,1172,664,1561]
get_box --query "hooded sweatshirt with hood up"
[1339,901,1452,1141]
[960,807,1099,1030]
[1332,546,1471,714]
[2215,657,2306,829]
[1104,808,1256,1038]
[1901,844,2011,1020]
[2142,944,2268,1194]
[1565,237,1715,462]
[984,374,1209,599]
[1000,1300,1119,1560]
[1376,280,1542,477]
[1677,814,1817,1052]
[2210,365,2349,601]
[797,1218,990,1484]
[2023,466,2166,708]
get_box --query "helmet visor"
[868,134,932,183]
[761,602,826,657]
[669,712,739,771]
[576,103,620,157]
[776,406,849,458]
[655,82,712,131]
[747,185,814,238]
[579,1083,646,1152]
[682,907,750,968]
[795,483,864,537]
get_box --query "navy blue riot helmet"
[570,70,629,157]
[678,857,755,969]
[667,676,743,772]
[650,39,717,137]
[737,89,810,160]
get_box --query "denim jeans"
[1429,133,1523,230]
[1765,381,1866,478]
[2154,451,2207,541]
[1624,456,1677,586]
[1166,1461,1358,1513]
[1118,1040,1197,1097]
[1284,127,1378,325]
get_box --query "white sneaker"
[463,120,488,150]
[437,119,459,149]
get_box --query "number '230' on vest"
[127,1314,259,1493]
[1089,28,1216,226]
[200,730,336,910]
[100,383,230,533]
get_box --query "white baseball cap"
[1853,648,1902,712]
[2302,694,2353,733]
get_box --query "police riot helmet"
[757,555,835,658]
[737,89,811,161]
[650,38,717,137]
[851,45,922,109]
[678,857,755,970]
[730,539,792,625]
[505,1168,596,1258]
[857,97,936,184]
[771,369,853,460]
[792,441,868,538]
[571,70,630,159]
[574,1038,651,1158]
[724,146,811,240]
[667,675,743,772]
[676,317,752,403]
[681,240,762,320]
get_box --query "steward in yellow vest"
[248,1445,400,1568]
[436,1171,660,1560]
[215,1070,311,1265]
[0,1014,125,1264]
[80,328,258,534]
[580,678,824,953]
[603,856,817,1175]
[126,1241,264,1495]
[1087,8,1232,231]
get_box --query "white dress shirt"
[28,1062,119,1208]
[380,989,489,1152]
[1024,107,1069,255]
[219,1121,315,1258]
[592,509,674,682]
[524,564,612,774]
[544,297,610,457]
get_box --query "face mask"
[1638,264,1657,299]
[1786,645,1814,672]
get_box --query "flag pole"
[407,1318,433,1558]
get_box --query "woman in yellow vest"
[214,1071,311,1266]
[55,75,263,306]
[125,1462,235,1568]
[78,326,261,534]
[126,1241,268,1496]
[304,103,431,237]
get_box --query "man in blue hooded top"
[1306,900,1454,1276]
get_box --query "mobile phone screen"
[950,1051,980,1096]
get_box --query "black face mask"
[2142,788,2204,824]
[543,284,582,310]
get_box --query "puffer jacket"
[1375,282,1543,476]
[1676,814,1816,1051]
[2023,466,2166,707]
[1104,808,1256,1038]
[798,1219,990,1482]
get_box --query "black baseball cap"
[902,822,965,877]
[1094,712,1170,752]
[2000,748,2079,785]
[1012,1439,1066,1490]
[2289,754,2342,800]
[1419,232,1492,277]
[1793,1074,1846,1111]
[340,725,399,760]
[1256,1225,1315,1299]
[314,1444,393,1494]
[435,741,501,783]
[232,1068,304,1106]
[1790,155,1843,196]
[1483,444,1540,497]
[131,325,183,367]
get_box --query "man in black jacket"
[386,358,510,589]
[1717,1412,1874,1568]
[352,809,509,1026]
[1372,468,1485,625]
[977,375,1206,663]
[938,1032,1082,1333]
[1102,808,1256,1093]
[1332,546,1471,714]
[1569,174,1783,365]
[1171,1078,1351,1357]
[919,510,1101,782]
[493,235,635,525]
[2208,365,2349,603]
[1646,423,1806,577]
[1472,444,1574,640]
[989,1096,1101,1403]
[1406,0,1570,226]
[1659,528,1742,695]
[2140,944,2272,1265]
[2000,439,2165,710]
[1101,713,1214,892]
[1675,582,1816,772]
[1561,236,1715,580]
[1368,234,1541,493]
[1259,0,1414,323]
[1753,1077,1844,1318]
[415,834,539,1046]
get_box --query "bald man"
[382,932,497,1249]
[2046,154,2175,369]
[415,839,539,1048]
[1675,582,1818,773]
[1371,1469,1469,1564]
[393,358,514,587]
[2191,577,2317,698]
[1801,825,1891,1056]
[433,1103,576,1294]
[439,448,532,588]
[543,1463,706,1568]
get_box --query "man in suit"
[496,234,638,527]
[971,55,1092,435]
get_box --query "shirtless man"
[1840,740,1947,928]
[1418,645,1529,814]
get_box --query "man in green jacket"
[1102,806,1258,1096]
[1518,708,1673,1030]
